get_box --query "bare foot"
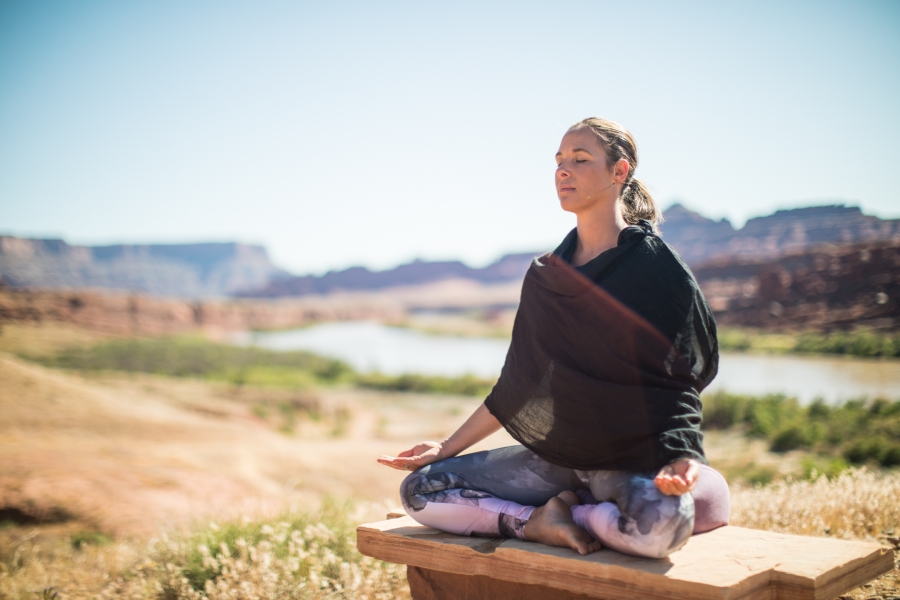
[524,497,602,555]
[556,490,581,508]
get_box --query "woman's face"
[555,127,623,215]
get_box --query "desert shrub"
[0,501,409,599]
[355,372,494,397]
[717,329,753,351]
[717,326,900,357]
[703,391,900,467]
[35,336,496,398]
[147,499,407,599]
[794,329,900,357]
[38,336,354,387]
[71,530,112,550]
[701,391,799,437]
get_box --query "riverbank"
[393,311,900,358]
[1,323,898,598]
[9,323,900,474]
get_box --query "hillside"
[697,239,900,331]
[0,237,289,297]
[3,203,898,300]
[661,203,900,266]
[247,203,900,298]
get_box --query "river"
[235,321,900,404]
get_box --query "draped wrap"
[484,222,718,472]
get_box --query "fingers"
[377,455,420,471]
[655,458,701,495]
[684,460,701,486]
[654,471,686,496]
[654,476,677,495]
[654,473,693,496]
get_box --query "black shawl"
[484,222,718,473]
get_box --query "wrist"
[436,440,455,461]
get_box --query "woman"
[377,118,730,559]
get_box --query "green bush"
[39,336,355,387]
[703,391,900,468]
[356,371,494,397]
[794,330,900,357]
[70,530,112,550]
[36,335,497,398]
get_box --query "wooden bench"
[357,512,893,600]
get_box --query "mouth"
[558,186,576,193]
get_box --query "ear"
[614,158,630,182]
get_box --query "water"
[237,321,900,404]
[236,321,510,379]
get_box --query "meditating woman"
[377,118,730,559]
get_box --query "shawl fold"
[484,222,718,473]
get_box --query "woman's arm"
[377,402,502,471]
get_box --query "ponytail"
[621,177,663,229]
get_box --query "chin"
[558,198,581,214]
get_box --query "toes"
[557,490,581,507]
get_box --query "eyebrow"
[555,148,595,157]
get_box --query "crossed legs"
[400,445,729,559]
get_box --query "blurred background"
[1,1,899,598]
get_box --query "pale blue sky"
[1,0,898,274]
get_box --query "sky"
[1,0,899,275]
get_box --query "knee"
[658,493,695,557]
[399,471,426,513]
[692,466,731,534]
[623,493,695,559]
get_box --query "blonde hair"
[569,117,663,230]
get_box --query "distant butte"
[243,203,900,298]
[1,203,898,301]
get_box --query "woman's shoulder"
[628,225,696,281]
[612,225,707,312]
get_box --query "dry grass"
[0,322,114,359]
[0,502,410,600]
[731,468,900,539]
[2,473,898,599]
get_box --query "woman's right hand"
[377,441,444,472]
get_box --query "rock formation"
[0,286,403,337]
[660,203,900,266]
[695,240,900,331]
[0,237,289,298]
[244,253,538,298]
[244,203,900,298]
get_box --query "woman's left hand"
[654,458,700,496]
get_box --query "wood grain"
[357,516,893,600]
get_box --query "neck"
[572,199,629,266]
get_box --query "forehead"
[558,127,605,153]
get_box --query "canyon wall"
[0,237,289,298]
[0,286,402,337]
[696,240,900,331]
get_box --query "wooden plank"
[407,566,609,600]
[357,517,893,600]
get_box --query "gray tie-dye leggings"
[400,445,730,559]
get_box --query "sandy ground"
[0,347,800,540]
[0,320,812,539]
[0,350,518,537]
